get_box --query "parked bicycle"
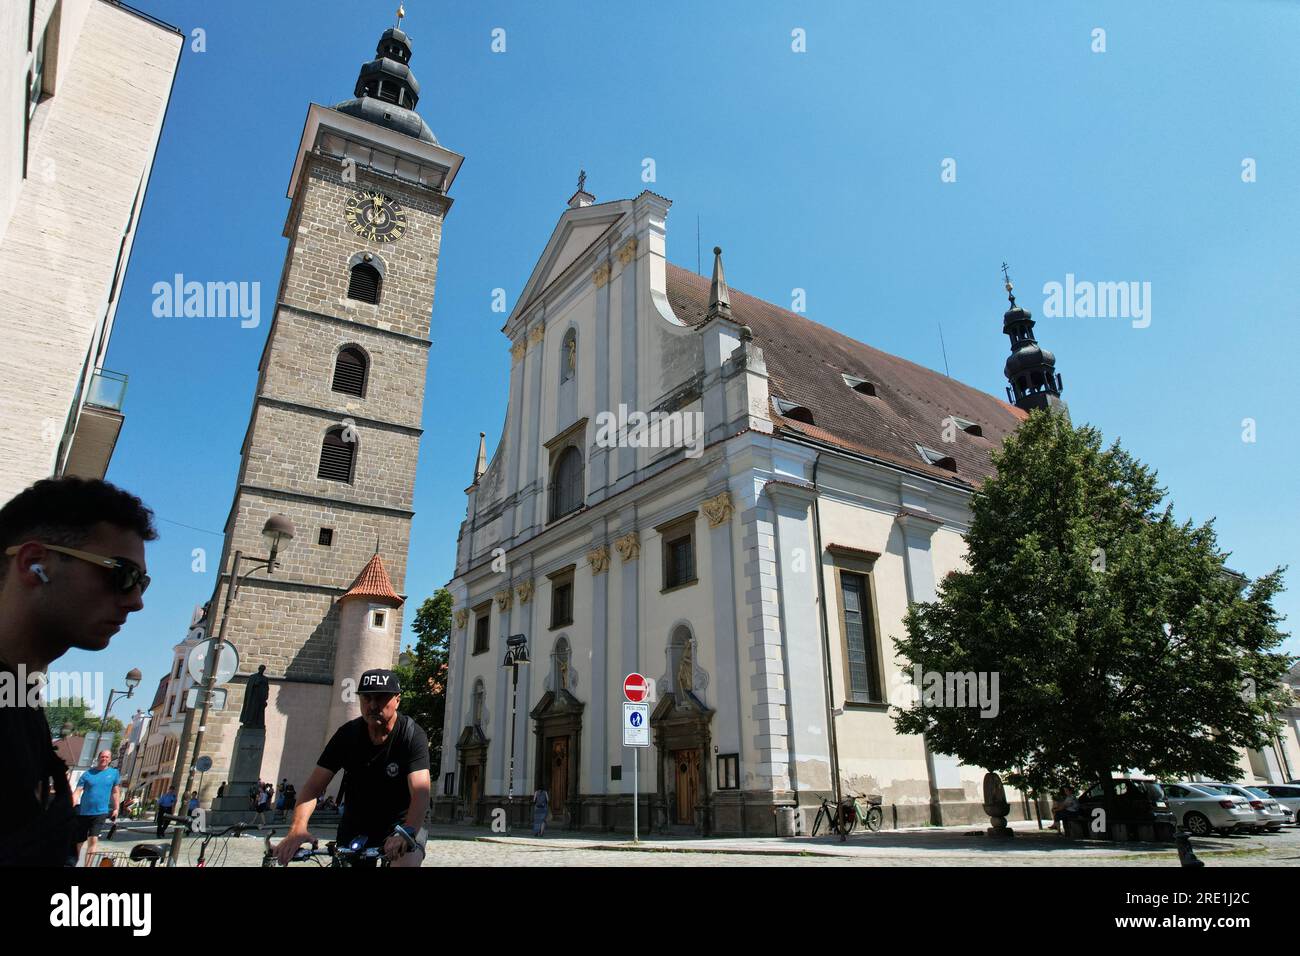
[126,816,270,867]
[810,791,884,840]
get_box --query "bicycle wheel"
[811,807,826,836]
[838,807,856,835]
[865,806,883,832]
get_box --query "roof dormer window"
[916,445,958,472]
[773,396,815,426]
[949,416,983,437]
[841,373,877,397]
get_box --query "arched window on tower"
[347,261,382,304]
[560,329,577,384]
[331,346,368,397]
[549,445,584,521]
[317,426,356,483]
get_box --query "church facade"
[435,187,1061,834]
[195,25,462,807]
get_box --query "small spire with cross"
[396,4,406,29]
[1001,261,1017,307]
[577,169,587,194]
[567,168,595,209]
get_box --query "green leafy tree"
[45,698,124,752]
[396,588,452,776]
[892,411,1292,800]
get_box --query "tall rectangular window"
[551,579,573,628]
[657,512,698,592]
[840,572,882,702]
[472,603,491,656]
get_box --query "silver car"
[1160,782,1256,836]
[1252,785,1300,826]
[1197,782,1288,831]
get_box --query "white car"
[1160,782,1256,836]
[1253,785,1300,825]
[1196,782,1288,831]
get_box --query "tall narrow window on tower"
[347,261,382,303]
[332,346,368,396]
[317,427,356,482]
[549,446,584,521]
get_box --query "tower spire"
[472,431,487,484]
[706,246,732,321]
[999,264,1065,413]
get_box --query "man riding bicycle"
[272,669,429,867]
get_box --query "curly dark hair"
[0,476,157,580]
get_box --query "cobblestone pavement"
[90,820,1300,868]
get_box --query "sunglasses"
[5,543,151,595]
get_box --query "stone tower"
[202,24,463,803]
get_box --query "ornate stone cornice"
[454,608,468,629]
[527,324,546,346]
[593,261,611,288]
[702,491,734,528]
[495,589,513,611]
[510,339,526,362]
[613,531,640,562]
[515,579,534,604]
[587,545,610,574]
[617,236,638,265]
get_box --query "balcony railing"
[85,368,128,412]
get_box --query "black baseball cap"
[357,669,401,695]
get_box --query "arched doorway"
[455,679,489,824]
[530,636,584,828]
[651,625,715,834]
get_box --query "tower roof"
[341,553,404,606]
[334,21,438,144]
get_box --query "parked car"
[1160,782,1257,836]
[1195,782,1288,831]
[1249,785,1299,826]
[1077,778,1175,838]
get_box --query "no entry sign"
[623,672,648,703]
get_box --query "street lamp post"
[501,635,530,833]
[97,668,141,764]
[167,515,294,865]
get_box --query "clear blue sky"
[64,0,1299,711]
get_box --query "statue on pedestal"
[239,665,270,729]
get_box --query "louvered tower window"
[347,262,382,304]
[332,347,368,397]
[318,427,356,483]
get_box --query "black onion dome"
[334,26,437,144]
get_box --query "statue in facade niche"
[676,642,694,695]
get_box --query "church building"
[435,184,1067,834]
[197,21,462,808]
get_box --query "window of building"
[717,754,739,790]
[915,445,957,472]
[173,659,182,679]
[28,25,46,120]
[549,445,584,521]
[657,512,698,592]
[371,610,386,629]
[318,527,334,546]
[837,570,883,704]
[332,346,368,397]
[841,373,877,397]
[548,567,575,629]
[347,262,382,304]
[610,765,622,782]
[443,773,455,796]
[472,603,491,655]
[560,329,577,384]
[773,396,815,425]
[317,427,356,482]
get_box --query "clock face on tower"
[344,189,406,242]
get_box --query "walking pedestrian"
[72,750,121,865]
[156,786,178,837]
[532,786,550,837]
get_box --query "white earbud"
[30,564,50,584]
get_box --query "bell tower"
[1000,265,1066,413]
[203,21,464,808]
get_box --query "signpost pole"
[633,746,638,844]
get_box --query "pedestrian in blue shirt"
[156,785,178,837]
[73,750,120,865]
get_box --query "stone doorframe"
[530,689,584,829]
[650,691,716,835]
[455,724,489,825]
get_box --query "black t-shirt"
[318,714,429,837]
[0,664,75,866]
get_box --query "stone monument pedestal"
[208,727,265,826]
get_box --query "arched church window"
[560,329,577,384]
[331,346,368,397]
[317,426,356,483]
[347,262,382,304]
[549,446,583,521]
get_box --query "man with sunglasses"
[272,669,430,867]
[0,477,156,866]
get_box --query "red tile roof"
[664,263,1027,488]
[341,553,403,605]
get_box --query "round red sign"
[623,672,648,703]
